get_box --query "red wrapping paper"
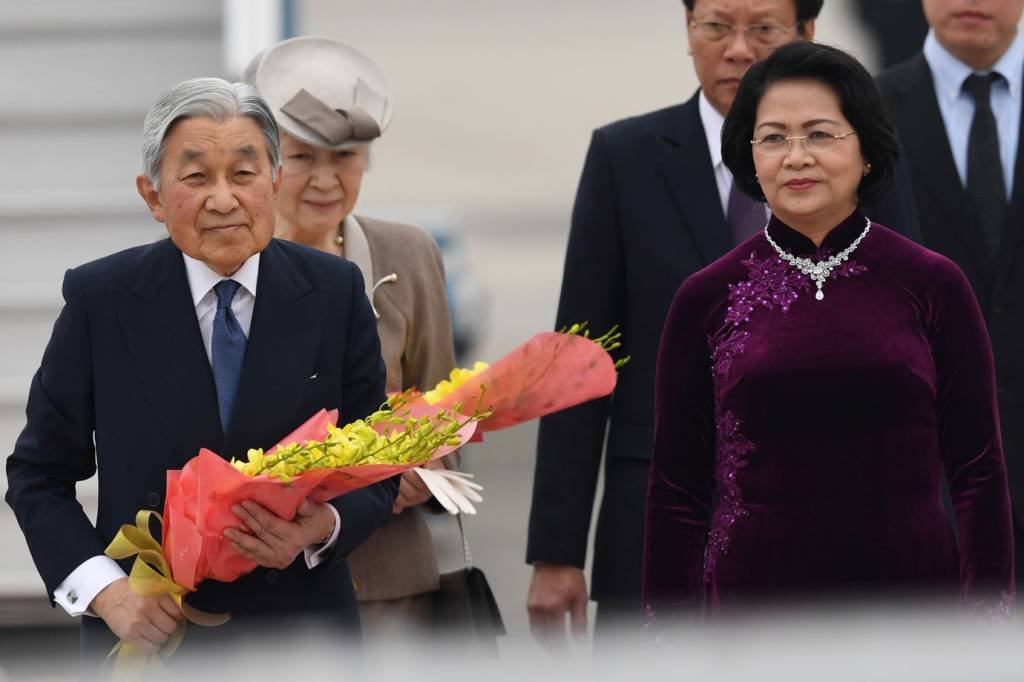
[160,330,619,592]
[408,331,618,437]
[163,408,474,591]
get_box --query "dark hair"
[683,0,824,34]
[720,41,899,206]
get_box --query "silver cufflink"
[68,590,78,604]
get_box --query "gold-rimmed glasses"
[687,19,798,48]
[750,130,857,155]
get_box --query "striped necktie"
[727,181,767,245]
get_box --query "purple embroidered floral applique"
[702,248,866,584]
[702,410,754,583]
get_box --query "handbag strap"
[455,512,473,569]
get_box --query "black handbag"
[432,514,506,654]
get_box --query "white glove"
[411,467,484,515]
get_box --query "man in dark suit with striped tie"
[878,0,1024,586]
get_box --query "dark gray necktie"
[212,279,246,432]
[727,180,767,245]
[964,72,1006,266]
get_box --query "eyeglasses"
[688,19,798,48]
[750,130,858,155]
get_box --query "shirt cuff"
[54,555,127,617]
[303,504,341,569]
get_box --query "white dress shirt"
[699,90,771,225]
[923,30,1023,198]
[53,251,340,617]
[185,251,259,363]
[699,89,734,217]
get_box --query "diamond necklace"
[763,216,871,301]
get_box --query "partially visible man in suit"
[878,0,1024,586]
[5,78,396,661]
[526,0,925,648]
[855,0,929,68]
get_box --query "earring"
[863,163,872,176]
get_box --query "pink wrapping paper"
[162,408,474,591]
[409,331,618,436]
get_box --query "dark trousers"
[1015,521,1024,586]
[594,600,642,650]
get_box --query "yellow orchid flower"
[422,360,490,405]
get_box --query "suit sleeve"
[328,265,399,558]
[5,268,106,599]
[642,281,716,626]
[929,260,1015,611]
[526,129,626,568]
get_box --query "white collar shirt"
[923,29,1023,198]
[182,251,260,364]
[699,89,733,217]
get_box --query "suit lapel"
[994,66,1024,298]
[116,239,222,462]
[220,240,328,459]
[658,93,731,265]
[895,57,992,286]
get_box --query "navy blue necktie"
[212,279,246,432]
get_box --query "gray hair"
[141,77,281,191]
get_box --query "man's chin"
[943,23,1000,47]
[203,224,248,238]
[708,90,736,117]
[200,244,260,275]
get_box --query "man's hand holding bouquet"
[103,323,626,672]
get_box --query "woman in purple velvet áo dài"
[642,42,1015,626]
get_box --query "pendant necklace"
[763,216,871,301]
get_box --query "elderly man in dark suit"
[526,0,924,647]
[5,77,395,660]
[878,0,1024,585]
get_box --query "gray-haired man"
[5,77,394,659]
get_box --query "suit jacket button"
[265,569,279,584]
[145,492,161,508]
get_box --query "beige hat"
[252,36,394,150]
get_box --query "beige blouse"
[342,215,458,602]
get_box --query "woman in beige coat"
[247,36,462,633]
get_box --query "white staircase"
[0,0,224,626]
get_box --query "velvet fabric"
[643,209,1015,624]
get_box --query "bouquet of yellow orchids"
[105,401,483,672]
[104,323,626,671]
